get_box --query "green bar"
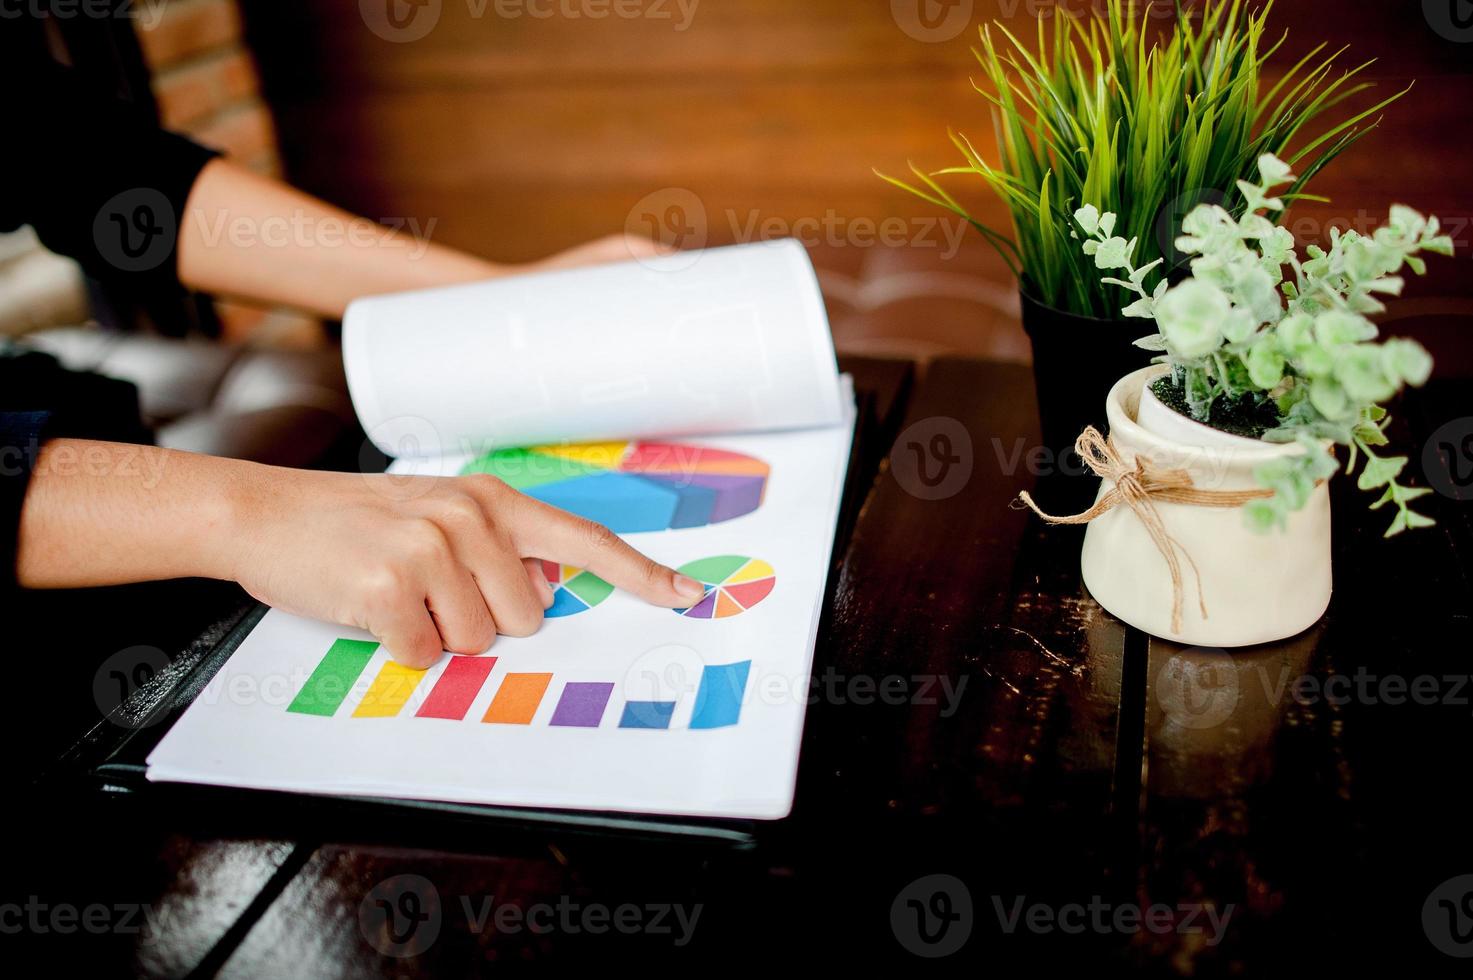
[287,638,379,716]
[459,448,606,491]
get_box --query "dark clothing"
[0,410,49,592]
[1,46,217,587]
[2,52,219,291]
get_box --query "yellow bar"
[352,661,428,718]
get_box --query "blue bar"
[619,701,676,729]
[532,473,678,533]
[688,661,752,730]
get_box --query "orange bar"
[482,673,553,725]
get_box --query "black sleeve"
[0,44,202,586]
[0,54,221,292]
[0,347,151,590]
[0,410,51,592]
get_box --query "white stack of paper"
[148,240,854,820]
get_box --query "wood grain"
[21,357,1473,973]
[234,0,1473,365]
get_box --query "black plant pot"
[1019,289,1155,508]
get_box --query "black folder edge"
[60,386,885,852]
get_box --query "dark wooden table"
[10,356,1473,976]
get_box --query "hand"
[521,233,674,274]
[227,467,707,667]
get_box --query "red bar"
[415,656,497,720]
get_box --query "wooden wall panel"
[237,0,1473,362]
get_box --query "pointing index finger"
[514,497,707,608]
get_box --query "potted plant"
[1017,154,1453,646]
[877,0,1406,468]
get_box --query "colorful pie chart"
[460,441,769,533]
[541,561,614,618]
[674,555,777,619]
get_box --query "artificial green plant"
[877,0,1407,317]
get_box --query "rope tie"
[1014,427,1274,634]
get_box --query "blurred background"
[5,0,1472,368]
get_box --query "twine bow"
[1014,427,1274,635]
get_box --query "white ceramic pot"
[1079,366,1332,646]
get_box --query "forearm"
[15,440,247,588]
[176,159,503,319]
[14,439,699,666]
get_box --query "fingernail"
[674,574,706,599]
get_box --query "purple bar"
[685,474,766,522]
[549,682,615,727]
[639,473,765,523]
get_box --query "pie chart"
[673,555,777,619]
[461,441,770,533]
[541,561,614,618]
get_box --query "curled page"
[344,239,843,457]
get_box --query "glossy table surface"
[12,355,1473,976]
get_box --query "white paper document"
[343,238,845,457]
[147,241,855,820]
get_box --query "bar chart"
[286,641,754,731]
[460,440,770,533]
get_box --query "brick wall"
[135,0,279,174]
[134,0,319,345]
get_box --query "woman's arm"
[5,54,655,316]
[177,159,661,319]
[16,440,706,667]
